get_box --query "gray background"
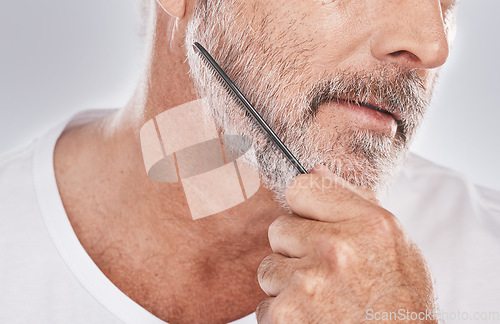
[0,0,498,190]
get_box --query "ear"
[156,0,186,19]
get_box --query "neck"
[54,4,284,323]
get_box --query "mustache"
[305,65,428,143]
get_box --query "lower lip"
[325,99,398,136]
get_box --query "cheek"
[266,1,374,75]
[247,1,353,51]
[419,69,440,100]
[244,0,373,64]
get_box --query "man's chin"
[218,119,405,207]
[260,147,407,207]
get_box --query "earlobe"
[156,0,186,19]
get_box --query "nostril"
[390,50,406,56]
[389,50,418,62]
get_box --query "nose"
[370,0,450,70]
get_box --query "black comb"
[193,42,308,175]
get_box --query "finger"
[310,164,379,204]
[256,297,275,324]
[257,253,301,296]
[257,291,303,324]
[268,214,337,258]
[285,171,380,223]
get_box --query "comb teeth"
[192,42,308,175]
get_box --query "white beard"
[184,0,431,204]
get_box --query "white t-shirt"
[0,109,499,324]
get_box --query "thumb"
[309,164,380,205]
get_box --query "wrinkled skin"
[52,0,459,322]
[185,0,458,322]
[257,165,436,323]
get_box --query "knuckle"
[317,234,338,259]
[317,236,355,268]
[369,207,403,238]
[269,299,294,323]
[334,240,356,268]
[292,268,324,296]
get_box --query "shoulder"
[388,155,500,311]
[0,140,35,169]
[0,141,49,276]
[0,141,37,198]
[384,152,500,239]
[0,141,41,227]
[402,152,500,207]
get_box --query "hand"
[256,165,436,323]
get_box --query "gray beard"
[184,0,431,205]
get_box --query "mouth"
[357,101,402,122]
[336,98,402,122]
